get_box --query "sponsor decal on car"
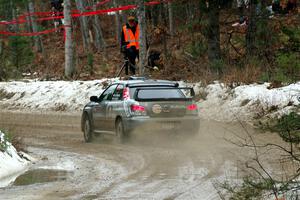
[152,104,162,114]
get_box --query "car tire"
[83,115,93,143]
[115,118,128,143]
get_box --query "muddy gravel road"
[0,111,273,200]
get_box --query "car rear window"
[130,87,185,100]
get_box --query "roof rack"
[128,76,148,81]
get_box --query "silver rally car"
[81,77,200,142]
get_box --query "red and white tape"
[0,0,170,36]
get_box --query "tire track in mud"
[0,111,250,200]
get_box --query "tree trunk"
[168,2,174,36]
[10,0,19,33]
[64,0,74,78]
[113,0,121,45]
[151,5,159,27]
[137,0,147,75]
[159,3,169,59]
[93,1,106,53]
[0,39,3,56]
[185,2,195,23]
[207,1,221,62]
[25,12,32,32]
[10,1,19,69]
[75,0,90,52]
[28,0,43,53]
[246,0,257,56]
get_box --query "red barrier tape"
[17,10,79,21]
[0,0,169,36]
[1,4,138,26]
[14,0,111,20]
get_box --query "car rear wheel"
[116,119,128,143]
[83,116,93,143]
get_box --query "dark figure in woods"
[148,50,161,70]
[51,0,63,12]
[51,0,64,29]
[121,15,140,75]
[232,0,260,27]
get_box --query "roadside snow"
[0,79,116,112]
[198,82,300,121]
[0,79,299,121]
[0,131,30,188]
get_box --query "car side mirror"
[90,96,99,102]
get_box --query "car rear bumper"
[123,116,200,134]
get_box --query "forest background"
[0,0,299,85]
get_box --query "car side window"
[112,84,124,101]
[99,84,117,102]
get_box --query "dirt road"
[0,111,265,200]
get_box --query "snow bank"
[0,79,299,121]
[198,82,300,121]
[0,79,117,112]
[0,131,30,187]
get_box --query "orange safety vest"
[123,24,139,50]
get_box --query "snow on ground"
[0,79,299,196]
[198,82,300,121]
[0,131,30,188]
[0,79,117,112]
[0,79,299,121]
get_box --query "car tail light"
[130,104,146,116]
[123,87,130,100]
[186,104,198,115]
[131,105,145,111]
[187,104,197,111]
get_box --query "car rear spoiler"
[134,87,195,102]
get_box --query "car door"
[92,84,117,132]
[106,84,125,131]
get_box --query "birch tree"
[137,0,147,75]
[64,0,74,77]
[28,0,43,53]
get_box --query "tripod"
[116,57,137,77]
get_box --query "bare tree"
[0,38,3,56]
[246,0,257,56]
[64,0,74,78]
[221,113,300,199]
[158,4,169,61]
[113,0,121,45]
[168,2,174,36]
[92,0,106,54]
[137,0,147,75]
[207,0,221,63]
[75,0,90,52]
[28,0,43,53]
[10,0,19,32]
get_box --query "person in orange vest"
[121,14,139,75]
